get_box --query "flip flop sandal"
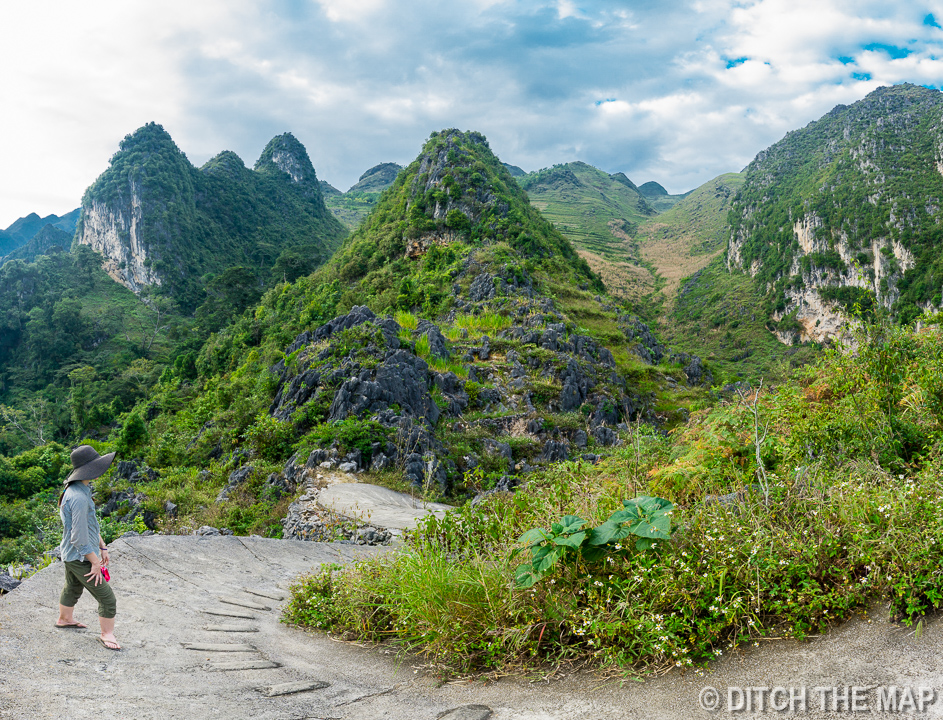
[98,637,121,651]
[55,623,87,629]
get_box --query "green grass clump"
[394,310,419,331]
[452,312,513,336]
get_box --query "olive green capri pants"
[60,560,117,618]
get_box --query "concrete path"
[2,535,943,719]
[318,482,453,530]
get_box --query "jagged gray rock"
[217,465,254,503]
[328,350,440,425]
[538,440,569,463]
[0,573,21,593]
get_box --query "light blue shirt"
[59,482,101,562]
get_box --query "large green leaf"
[553,530,586,548]
[514,564,541,588]
[622,496,674,539]
[559,515,587,534]
[518,528,551,545]
[532,545,564,573]
[586,520,634,546]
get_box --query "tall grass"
[394,310,419,331]
[452,312,513,336]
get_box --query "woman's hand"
[100,548,110,565]
[85,558,104,586]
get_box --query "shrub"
[242,415,295,462]
[303,418,391,465]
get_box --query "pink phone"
[101,565,110,582]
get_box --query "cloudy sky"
[2,0,942,228]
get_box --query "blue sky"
[2,0,943,227]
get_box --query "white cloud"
[313,0,387,23]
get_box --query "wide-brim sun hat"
[65,445,116,484]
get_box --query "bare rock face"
[75,123,197,294]
[726,85,943,344]
[78,186,164,293]
[254,132,324,202]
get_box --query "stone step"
[203,624,259,632]
[207,660,281,672]
[259,680,330,697]
[243,587,287,602]
[182,643,256,652]
[202,609,257,619]
[438,706,493,720]
[218,596,272,611]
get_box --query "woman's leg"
[59,560,119,647]
[99,616,120,649]
[57,561,88,627]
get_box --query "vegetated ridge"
[321,162,404,229]
[638,180,690,212]
[728,83,943,342]
[74,128,713,550]
[76,123,347,309]
[629,172,822,382]
[1,225,73,266]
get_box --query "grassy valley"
[635,172,744,306]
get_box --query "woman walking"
[56,445,121,650]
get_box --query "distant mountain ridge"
[1,225,72,265]
[0,209,79,259]
[76,123,346,307]
[518,161,657,296]
[322,162,404,229]
[638,181,690,212]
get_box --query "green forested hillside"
[520,161,655,260]
[518,162,659,297]
[0,209,80,258]
[329,132,602,309]
[729,83,943,327]
[1,225,72,265]
[0,246,188,455]
[78,124,347,309]
[0,128,701,560]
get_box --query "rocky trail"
[2,528,943,719]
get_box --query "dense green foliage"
[0,246,184,454]
[664,256,818,382]
[729,84,943,322]
[284,318,943,674]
